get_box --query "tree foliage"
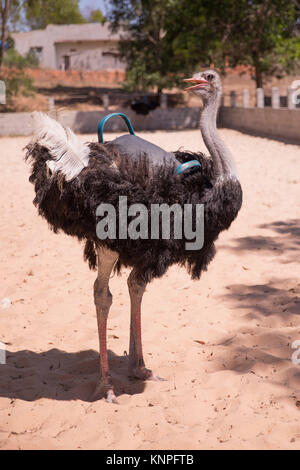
[168,0,300,87]
[108,0,177,92]
[24,0,86,30]
[108,0,300,91]
[207,0,300,87]
[89,9,106,24]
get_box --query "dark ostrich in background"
[25,70,242,403]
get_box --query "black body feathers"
[25,141,242,283]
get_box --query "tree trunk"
[0,0,11,69]
[253,53,263,89]
[255,68,263,89]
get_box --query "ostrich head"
[184,69,237,178]
[184,69,222,104]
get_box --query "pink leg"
[127,269,163,381]
[92,247,119,403]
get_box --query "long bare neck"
[200,91,237,179]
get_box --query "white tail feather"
[31,112,90,181]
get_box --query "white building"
[11,23,125,71]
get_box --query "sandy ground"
[0,128,299,450]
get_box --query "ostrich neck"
[200,93,237,179]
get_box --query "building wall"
[11,24,123,71]
[12,28,57,68]
[55,41,125,71]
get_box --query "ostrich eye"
[206,74,214,81]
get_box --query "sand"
[0,128,299,450]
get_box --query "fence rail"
[223,85,300,109]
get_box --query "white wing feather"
[31,111,90,181]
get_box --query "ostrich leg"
[127,269,163,381]
[92,247,119,403]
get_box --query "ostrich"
[25,69,242,403]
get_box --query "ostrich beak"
[183,77,209,91]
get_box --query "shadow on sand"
[0,348,146,402]
[208,219,300,393]
[208,276,300,395]
[220,219,300,264]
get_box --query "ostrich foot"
[129,365,165,381]
[91,377,118,403]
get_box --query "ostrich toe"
[129,365,165,381]
[91,378,118,404]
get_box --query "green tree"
[167,0,300,88]
[223,0,300,87]
[109,0,300,92]
[24,0,86,30]
[108,0,177,93]
[89,9,106,24]
[164,0,223,80]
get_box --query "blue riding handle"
[98,112,135,143]
[175,160,201,175]
[97,112,201,177]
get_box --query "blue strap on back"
[97,112,201,176]
[175,160,201,175]
[98,113,135,144]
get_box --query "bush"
[3,47,39,70]
[0,37,38,110]
[0,67,35,110]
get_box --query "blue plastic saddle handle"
[175,160,201,175]
[98,112,135,143]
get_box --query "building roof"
[12,23,120,43]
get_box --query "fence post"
[0,80,6,104]
[242,89,249,108]
[0,341,6,365]
[271,87,280,109]
[256,88,264,108]
[230,91,236,107]
[287,87,295,109]
[103,94,110,111]
[48,97,55,111]
[160,93,167,110]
